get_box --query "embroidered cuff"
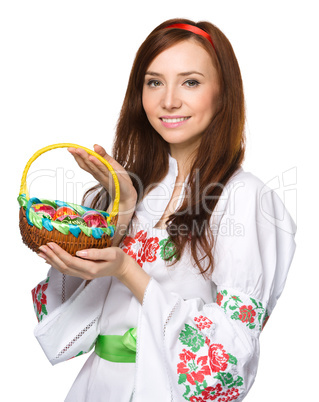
[216,288,269,334]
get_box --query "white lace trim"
[52,316,99,362]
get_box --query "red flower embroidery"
[122,230,148,267]
[192,384,240,401]
[201,383,223,399]
[208,344,229,373]
[143,236,160,262]
[31,279,49,321]
[262,314,270,330]
[189,397,203,402]
[216,292,223,306]
[122,230,159,268]
[194,315,213,330]
[177,349,211,386]
[238,305,256,324]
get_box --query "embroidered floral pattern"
[122,232,179,267]
[144,236,159,263]
[32,277,49,322]
[179,323,205,352]
[217,289,269,331]
[262,310,270,330]
[122,230,148,267]
[208,344,229,373]
[68,351,84,361]
[159,237,179,261]
[189,383,240,401]
[178,349,211,386]
[122,230,159,268]
[177,323,243,401]
[194,316,213,331]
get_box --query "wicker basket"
[18,143,120,256]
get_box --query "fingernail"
[76,250,88,257]
[47,243,55,250]
[39,245,47,253]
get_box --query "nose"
[160,86,182,110]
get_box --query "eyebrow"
[145,70,204,77]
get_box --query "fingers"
[37,243,119,280]
[68,147,113,188]
[38,243,94,279]
[76,247,117,261]
[68,148,92,173]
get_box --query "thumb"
[93,144,108,158]
[93,144,123,171]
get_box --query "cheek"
[197,90,220,118]
[142,92,154,117]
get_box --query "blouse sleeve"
[31,266,84,322]
[133,172,296,401]
[31,190,114,365]
[32,274,112,365]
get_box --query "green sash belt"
[95,327,137,363]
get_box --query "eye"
[146,79,163,87]
[184,79,200,87]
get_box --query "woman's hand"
[38,243,150,303]
[68,144,137,209]
[68,144,138,246]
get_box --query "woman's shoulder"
[219,166,296,236]
[225,167,267,194]
[214,167,267,214]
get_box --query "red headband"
[165,23,215,50]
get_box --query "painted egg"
[82,211,108,228]
[32,203,56,219]
[54,206,79,220]
[56,215,87,226]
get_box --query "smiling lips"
[160,116,190,128]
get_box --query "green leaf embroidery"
[41,304,48,315]
[195,380,206,395]
[214,372,242,389]
[228,353,238,365]
[178,373,187,384]
[183,385,191,399]
[231,311,239,320]
[179,324,205,352]
[231,296,242,304]
[250,298,259,308]
[234,376,244,387]
[217,289,269,331]
[159,237,179,261]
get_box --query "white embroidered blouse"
[32,155,296,401]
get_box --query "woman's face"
[142,39,220,153]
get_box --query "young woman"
[34,18,296,401]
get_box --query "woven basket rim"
[18,193,116,239]
[19,207,116,255]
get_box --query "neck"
[169,145,197,181]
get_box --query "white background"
[1,1,317,400]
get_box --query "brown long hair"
[85,18,246,276]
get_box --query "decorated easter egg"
[82,210,108,228]
[56,215,87,226]
[55,206,79,220]
[32,203,56,219]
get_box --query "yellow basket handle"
[19,143,120,219]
